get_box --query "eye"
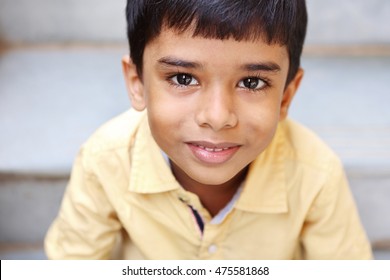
[238,77,266,90]
[170,74,199,86]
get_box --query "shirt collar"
[128,114,180,193]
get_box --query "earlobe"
[122,55,146,111]
[279,68,304,121]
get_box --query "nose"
[195,86,238,131]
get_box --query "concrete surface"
[291,56,390,168]
[0,47,130,174]
[306,0,390,45]
[0,175,67,243]
[0,0,127,44]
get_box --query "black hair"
[126,0,307,84]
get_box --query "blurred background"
[0,0,389,259]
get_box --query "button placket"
[198,223,222,259]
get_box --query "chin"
[190,171,240,187]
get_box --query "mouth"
[186,141,241,164]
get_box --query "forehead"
[144,27,289,71]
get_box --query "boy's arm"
[300,158,373,260]
[45,149,122,259]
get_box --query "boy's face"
[123,27,303,187]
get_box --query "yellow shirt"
[45,109,372,259]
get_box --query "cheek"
[242,99,281,145]
[147,102,175,142]
[145,79,196,124]
[147,108,177,156]
[145,87,190,147]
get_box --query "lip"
[186,141,241,164]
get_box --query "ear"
[279,68,304,121]
[122,55,146,111]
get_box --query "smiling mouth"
[186,141,241,164]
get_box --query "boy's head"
[126,0,307,85]
[122,0,308,188]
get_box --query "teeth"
[195,144,232,152]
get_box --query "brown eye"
[242,78,264,89]
[171,74,198,86]
[239,77,266,90]
[243,78,259,89]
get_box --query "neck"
[171,162,248,217]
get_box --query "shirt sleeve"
[300,157,373,260]
[44,148,122,259]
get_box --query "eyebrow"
[157,56,281,72]
[158,57,203,69]
[241,62,281,72]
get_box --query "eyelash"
[239,75,271,92]
[167,73,199,88]
[166,73,271,92]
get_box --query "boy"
[45,0,372,259]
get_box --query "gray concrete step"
[0,46,130,174]
[291,56,390,168]
[0,0,127,44]
[0,47,389,258]
[0,174,67,244]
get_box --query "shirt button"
[208,244,218,254]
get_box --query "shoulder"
[275,120,349,211]
[280,118,341,170]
